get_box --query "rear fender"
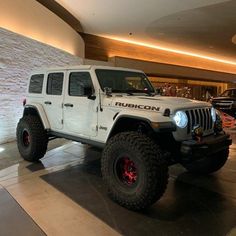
[23,103,50,129]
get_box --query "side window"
[47,73,64,95]
[29,74,44,94]
[69,72,93,96]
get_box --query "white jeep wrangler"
[17,65,231,211]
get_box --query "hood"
[109,95,210,114]
[212,97,236,101]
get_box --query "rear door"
[63,70,98,137]
[43,71,65,131]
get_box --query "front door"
[63,71,98,137]
[43,71,65,131]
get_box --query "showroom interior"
[0,0,236,235]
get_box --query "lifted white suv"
[17,65,231,210]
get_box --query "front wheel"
[182,149,229,174]
[101,132,168,211]
[16,115,48,162]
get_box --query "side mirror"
[104,87,112,97]
[84,87,96,100]
[87,94,96,100]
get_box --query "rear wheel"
[16,115,48,162]
[101,132,168,211]
[182,149,229,174]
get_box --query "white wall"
[0,28,82,144]
[0,0,84,57]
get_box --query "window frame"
[46,72,64,96]
[28,74,44,94]
[68,71,94,97]
[95,69,155,93]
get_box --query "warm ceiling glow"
[105,36,236,66]
[232,34,236,45]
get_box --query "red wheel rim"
[117,157,138,185]
[22,130,30,146]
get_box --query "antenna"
[99,89,103,112]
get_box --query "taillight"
[23,98,26,106]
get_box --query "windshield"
[95,69,155,94]
[220,89,236,97]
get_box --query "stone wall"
[0,28,83,144]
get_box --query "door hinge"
[61,119,64,124]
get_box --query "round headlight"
[173,111,188,128]
[211,107,216,122]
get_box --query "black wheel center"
[22,130,30,147]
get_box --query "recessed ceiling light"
[0,147,5,153]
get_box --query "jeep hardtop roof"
[30,65,144,75]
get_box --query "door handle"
[44,101,52,105]
[64,103,74,107]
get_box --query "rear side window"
[69,72,93,96]
[47,73,64,95]
[29,74,44,94]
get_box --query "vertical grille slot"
[203,109,207,130]
[185,108,213,134]
[186,110,191,134]
[198,109,204,129]
[206,108,211,130]
[190,110,195,127]
[195,110,200,126]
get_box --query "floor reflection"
[41,143,236,236]
[1,133,235,235]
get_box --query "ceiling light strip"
[107,36,236,66]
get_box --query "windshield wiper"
[112,89,155,96]
[126,92,134,96]
[143,90,155,96]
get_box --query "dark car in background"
[211,88,236,118]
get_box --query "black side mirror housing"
[87,94,96,100]
[84,87,96,100]
[104,87,112,97]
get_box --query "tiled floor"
[0,136,236,236]
[0,188,45,236]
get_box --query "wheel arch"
[107,115,153,140]
[23,104,50,129]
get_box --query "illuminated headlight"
[211,107,216,122]
[173,111,188,128]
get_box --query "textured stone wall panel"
[0,28,83,144]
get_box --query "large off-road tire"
[182,149,229,174]
[101,132,168,211]
[16,115,48,162]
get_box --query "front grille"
[185,108,213,134]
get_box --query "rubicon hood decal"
[115,102,160,111]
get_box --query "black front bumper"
[180,132,232,161]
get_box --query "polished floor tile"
[0,134,235,236]
[0,188,45,236]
